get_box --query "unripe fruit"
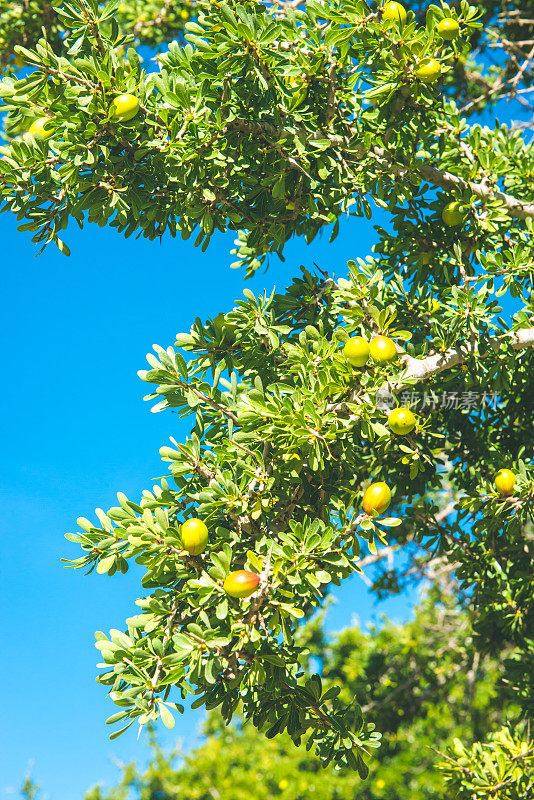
[223,570,260,598]
[344,336,370,368]
[181,518,209,555]
[109,93,140,122]
[363,482,392,516]
[442,201,468,226]
[369,335,397,363]
[382,2,407,25]
[494,469,516,496]
[438,18,460,40]
[388,406,416,435]
[14,53,25,68]
[415,58,442,84]
[29,116,54,140]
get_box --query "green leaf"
[159,703,175,729]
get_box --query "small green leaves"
[158,702,176,729]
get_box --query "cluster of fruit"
[180,518,260,598]
[343,333,415,517]
[178,465,516,601]
[382,1,461,85]
[342,334,518,518]
[360,469,517,521]
[27,93,140,139]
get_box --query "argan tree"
[2,0,533,792]
[78,592,530,800]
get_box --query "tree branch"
[371,146,534,222]
[398,326,534,387]
[225,120,534,223]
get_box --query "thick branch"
[371,147,534,221]
[398,326,534,386]
[225,120,534,223]
[418,162,534,222]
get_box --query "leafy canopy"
[1,0,533,791]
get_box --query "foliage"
[0,1,531,271]
[0,0,193,76]
[81,594,519,800]
[2,0,534,795]
[19,777,40,800]
[439,726,534,800]
[61,262,534,773]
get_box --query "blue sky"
[0,205,426,800]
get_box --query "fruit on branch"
[223,570,260,598]
[494,469,516,496]
[181,518,209,555]
[212,313,236,342]
[382,2,407,25]
[363,482,392,516]
[343,336,370,367]
[442,201,468,226]
[14,53,25,68]
[388,407,416,435]
[437,18,460,40]
[29,116,54,139]
[369,335,397,363]
[415,58,442,83]
[109,93,140,122]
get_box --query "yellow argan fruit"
[419,251,433,265]
[437,18,460,40]
[181,518,209,555]
[29,116,54,140]
[109,93,140,122]
[415,58,442,84]
[363,482,392,516]
[369,335,397,363]
[282,453,303,473]
[223,570,260,598]
[494,469,516,496]
[442,201,468,226]
[382,2,407,25]
[343,336,370,368]
[388,406,416,435]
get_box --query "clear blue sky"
[1,205,425,800]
